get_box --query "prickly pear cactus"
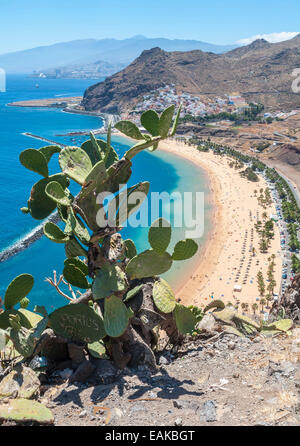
[148,218,171,254]
[18,105,202,370]
[153,278,176,314]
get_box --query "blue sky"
[1,0,300,54]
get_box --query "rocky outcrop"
[270,273,300,322]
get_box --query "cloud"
[237,32,300,45]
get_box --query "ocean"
[0,74,212,311]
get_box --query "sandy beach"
[159,139,282,311]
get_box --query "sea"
[0,74,212,311]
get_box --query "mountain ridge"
[82,37,300,113]
[0,36,237,73]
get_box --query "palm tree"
[260,298,266,313]
[252,303,258,315]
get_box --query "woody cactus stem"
[16,105,200,370]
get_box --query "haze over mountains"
[82,34,300,113]
[0,35,237,74]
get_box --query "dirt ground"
[23,329,300,427]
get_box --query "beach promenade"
[160,140,283,311]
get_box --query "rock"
[197,314,217,332]
[173,399,199,411]
[57,368,73,380]
[0,364,40,399]
[93,359,120,384]
[0,398,54,424]
[198,400,217,422]
[68,343,86,367]
[40,329,69,361]
[69,360,95,383]
[79,410,87,418]
[159,355,169,365]
[270,273,300,322]
[174,417,183,426]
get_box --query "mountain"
[0,36,237,74]
[82,35,300,113]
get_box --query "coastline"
[159,139,282,309]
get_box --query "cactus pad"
[159,105,175,138]
[172,239,198,261]
[65,238,88,258]
[92,263,128,300]
[174,304,197,334]
[63,264,90,289]
[141,110,160,136]
[124,239,137,259]
[49,303,106,343]
[0,399,54,424]
[19,149,49,177]
[45,181,72,206]
[38,145,61,163]
[115,121,145,140]
[104,295,130,338]
[27,174,68,220]
[148,218,171,254]
[64,208,90,245]
[59,146,93,184]
[125,250,173,279]
[64,258,88,277]
[88,340,107,359]
[4,274,34,310]
[152,278,176,313]
[44,221,70,243]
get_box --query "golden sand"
[159,139,282,310]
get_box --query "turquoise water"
[0,75,212,310]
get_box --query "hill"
[82,35,300,113]
[0,36,236,74]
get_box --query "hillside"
[82,35,300,113]
[0,36,236,74]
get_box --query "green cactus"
[148,218,171,254]
[45,181,72,206]
[8,316,48,358]
[124,239,137,259]
[4,274,34,310]
[19,297,30,309]
[141,110,160,136]
[172,239,198,261]
[159,105,175,138]
[38,145,61,162]
[174,304,197,335]
[63,263,90,289]
[64,257,88,277]
[26,173,69,220]
[88,340,107,359]
[103,295,130,338]
[114,120,145,140]
[19,148,49,177]
[123,285,143,302]
[43,221,70,243]
[59,146,93,184]
[17,105,202,370]
[0,399,54,424]
[92,263,128,300]
[115,181,150,227]
[64,208,90,245]
[49,303,106,343]
[65,238,88,258]
[126,250,173,279]
[152,278,176,313]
